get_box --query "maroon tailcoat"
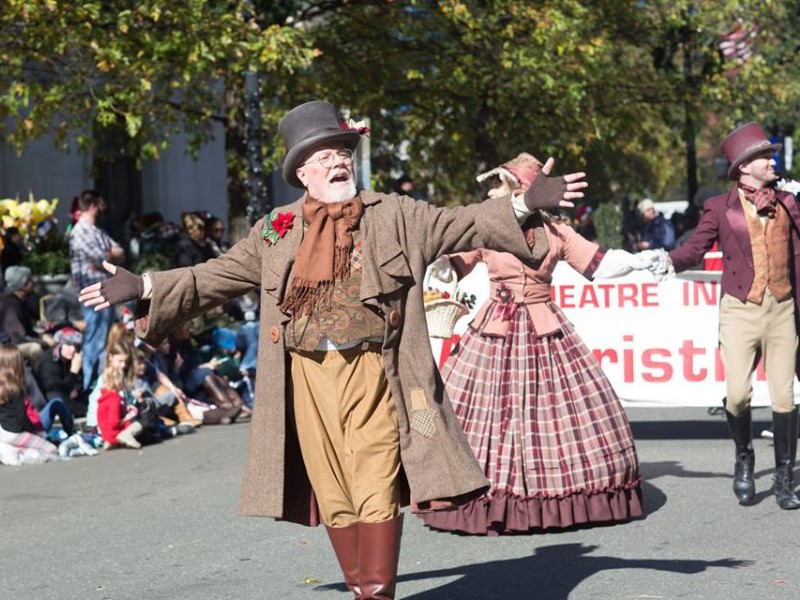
[669,186,800,374]
[670,187,800,302]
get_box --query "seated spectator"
[32,328,86,419]
[0,330,47,411]
[210,327,254,412]
[633,198,675,251]
[86,337,135,431]
[41,279,87,333]
[132,348,201,434]
[96,364,143,450]
[0,266,52,361]
[94,319,135,378]
[0,345,47,436]
[92,336,164,446]
[0,345,94,463]
[169,321,242,425]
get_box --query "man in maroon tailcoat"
[647,122,800,510]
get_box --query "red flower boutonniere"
[262,210,295,245]
[340,118,370,136]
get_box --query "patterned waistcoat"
[286,233,385,351]
[744,201,792,304]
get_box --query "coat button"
[388,309,400,328]
[269,325,280,343]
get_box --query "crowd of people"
[0,192,258,465]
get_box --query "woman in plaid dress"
[420,154,644,535]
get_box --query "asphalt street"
[2,406,798,600]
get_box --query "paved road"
[1,407,798,600]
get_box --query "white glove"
[639,248,674,282]
[429,256,454,284]
[593,249,648,279]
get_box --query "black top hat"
[279,101,362,189]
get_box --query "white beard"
[325,179,358,203]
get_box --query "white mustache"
[328,170,351,181]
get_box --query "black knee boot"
[772,408,800,510]
[725,409,755,505]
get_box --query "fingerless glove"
[523,175,566,211]
[99,266,145,305]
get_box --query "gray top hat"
[279,101,362,189]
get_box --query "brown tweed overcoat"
[134,190,539,525]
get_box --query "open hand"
[524,157,587,211]
[78,261,144,311]
[542,157,587,207]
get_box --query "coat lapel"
[725,187,754,270]
[262,198,304,300]
[359,191,414,302]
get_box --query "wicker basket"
[423,267,469,339]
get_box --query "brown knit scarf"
[280,195,364,317]
[739,182,777,218]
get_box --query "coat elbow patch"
[409,387,438,439]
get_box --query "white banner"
[429,263,795,407]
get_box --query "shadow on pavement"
[641,460,728,480]
[640,478,667,515]
[393,543,752,600]
[631,419,748,440]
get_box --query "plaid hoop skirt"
[420,303,642,535]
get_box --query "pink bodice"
[448,220,602,337]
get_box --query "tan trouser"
[290,344,401,527]
[719,290,797,415]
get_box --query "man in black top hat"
[79,100,587,598]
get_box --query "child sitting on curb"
[96,364,142,449]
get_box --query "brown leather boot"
[359,515,403,600]
[203,374,242,411]
[173,398,203,428]
[326,523,361,598]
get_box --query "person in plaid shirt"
[69,190,124,399]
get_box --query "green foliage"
[287,0,800,202]
[21,229,70,275]
[133,251,174,274]
[3,1,800,213]
[593,202,623,250]
[0,1,314,166]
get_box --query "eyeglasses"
[301,148,354,169]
